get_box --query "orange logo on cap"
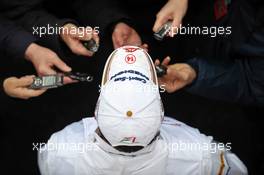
[126,111,133,117]
[125,54,136,64]
[123,47,140,52]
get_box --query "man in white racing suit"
[38,46,248,175]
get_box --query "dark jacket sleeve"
[73,0,130,36]
[186,56,264,106]
[16,10,76,39]
[186,24,263,107]
[1,0,76,39]
[0,16,36,59]
[185,4,264,106]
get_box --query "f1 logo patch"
[120,137,137,144]
[125,54,136,64]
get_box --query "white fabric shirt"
[38,117,248,175]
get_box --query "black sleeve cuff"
[5,29,36,60]
[186,57,199,74]
[185,57,199,88]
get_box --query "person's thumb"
[113,33,124,49]
[16,75,35,87]
[53,57,72,73]
[170,17,182,37]
[166,66,181,80]
[153,14,168,32]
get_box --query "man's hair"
[114,146,144,153]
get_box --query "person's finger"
[166,66,181,78]
[74,42,94,56]
[170,81,186,92]
[66,26,92,41]
[3,77,18,92]
[37,61,58,75]
[115,34,124,48]
[140,44,148,52]
[112,32,125,49]
[39,67,57,76]
[158,77,182,93]
[66,39,93,57]
[20,88,47,99]
[73,44,94,56]
[63,77,78,85]
[155,59,160,66]
[157,78,169,92]
[153,14,169,32]
[142,43,148,49]
[170,18,182,37]
[77,32,93,41]
[92,32,100,45]
[81,27,94,41]
[31,89,47,97]
[52,57,72,73]
[23,75,35,79]
[165,66,189,90]
[14,76,35,87]
[161,56,171,66]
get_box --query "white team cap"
[95,46,164,147]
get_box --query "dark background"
[0,0,264,174]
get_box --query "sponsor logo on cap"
[110,70,149,84]
[110,70,149,81]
